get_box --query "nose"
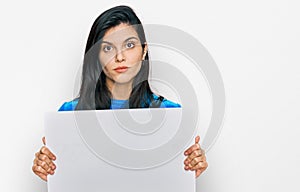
[115,49,125,63]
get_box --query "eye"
[103,45,113,52]
[125,42,135,49]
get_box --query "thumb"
[42,136,46,145]
[195,135,200,144]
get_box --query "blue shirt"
[58,94,181,111]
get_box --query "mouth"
[114,66,128,73]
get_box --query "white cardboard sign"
[45,108,196,192]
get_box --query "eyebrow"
[101,37,139,45]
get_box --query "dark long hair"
[75,5,161,110]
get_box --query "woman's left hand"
[184,135,208,178]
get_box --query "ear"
[142,43,148,60]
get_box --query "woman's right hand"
[32,137,56,181]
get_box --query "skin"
[32,23,208,181]
[184,136,208,178]
[99,23,147,100]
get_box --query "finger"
[32,165,48,182]
[42,137,46,145]
[189,156,207,167]
[186,149,205,162]
[184,164,191,171]
[36,172,48,181]
[37,153,55,169]
[190,161,208,171]
[32,164,48,176]
[35,159,52,173]
[36,152,56,170]
[195,169,202,178]
[40,146,56,160]
[198,154,206,162]
[184,150,202,165]
[190,155,206,166]
[184,158,190,165]
[33,157,39,165]
[184,143,200,156]
[184,135,201,156]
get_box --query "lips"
[114,66,128,73]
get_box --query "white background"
[0,0,299,191]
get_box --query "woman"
[32,5,208,182]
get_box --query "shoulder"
[58,98,79,111]
[152,94,181,108]
[58,95,181,111]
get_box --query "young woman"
[32,5,208,182]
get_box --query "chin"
[113,77,134,84]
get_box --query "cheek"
[128,62,142,79]
[126,51,143,66]
[99,54,114,71]
[99,55,112,67]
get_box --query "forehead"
[102,23,139,43]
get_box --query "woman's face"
[99,23,147,85]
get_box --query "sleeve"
[58,100,78,111]
[152,93,181,108]
[160,99,181,108]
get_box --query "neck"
[106,78,132,100]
